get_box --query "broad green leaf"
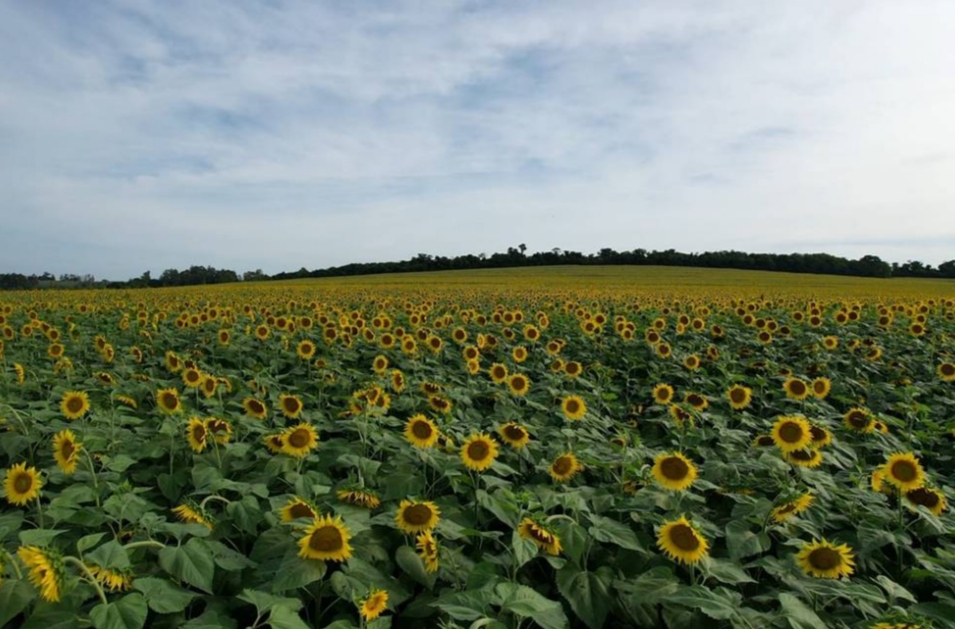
[158,539,216,594]
[133,577,198,614]
[663,585,738,620]
[271,550,327,592]
[395,545,435,589]
[238,589,303,614]
[556,566,612,629]
[496,582,569,629]
[778,593,827,629]
[76,533,108,554]
[701,557,755,584]
[21,609,79,629]
[725,520,771,561]
[434,590,501,621]
[268,606,311,629]
[89,593,148,629]
[0,579,35,628]
[588,516,643,552]
[181,608,237,629]
[85,540,131,570]
[19,529,66,546]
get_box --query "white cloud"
[1,0,953,279]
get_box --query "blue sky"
[1,0,954,280]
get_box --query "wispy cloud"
[1,0,954,279]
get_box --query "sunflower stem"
[200,494,231,512]
[1,548,24,579]
[83,450,101,508]
[123,540,166,551]
[63,556,108,606]
[34,496,45,529]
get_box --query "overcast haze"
[1,1,954,280]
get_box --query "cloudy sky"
[1,1,954,280]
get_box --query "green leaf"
[395,545,435,589]
[76,533,108,554]
[0,579,35,628]
[552,520,589,566]
[205,540,256,571]
[496,583,568,629]
[271,550,327,592]
[556,566,611,629]
[158,539,216,594]
[85,541,131,570]
[588,516,643,552]
[778,593,827,629]
[615,566,680,605]
[181,608,237,629]
[701,557,755,584]
[21,609,79,629]
[663,585,738,620]
[511,530,539,568]
[434,590,501,621]
[104,455,137,473]
[89,593,149,629]
[874,575,917,604]
[133,577,198,614]
[226,495,262,535]
[237,589,303,615]
[725,520,771,561]
[268,606,311,629]
[18,529,66,546]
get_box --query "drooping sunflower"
[549,453,583,483]
[4,462,42,505]
[561,395,587,420]
[281,423,319,458]
[811,377,832,399]
[172,504,213,529]
[507,373,531,396]
[298,514,353,562]
[395,500,441,534]
[242,397,268,420]
[882,452,925,492]
[279,496,317,522]
[652,383,675,405]
[18,546,63,602]
[843,408,874,433]
[390,369,406,393]
[156,388,182,415]
[771,416,813,453]
[416,530,440,572]
[405,414,439,448]
[336,488,381,510]
[428,395,452,414]
[783,377,811,400]
[279,394,304,419]
[13,362,26,384]
[770,492,815,523]
[651,452,697,492]
[498,422,530,449]
[359,589,389,622]
[518,517,562,555]
[726,385,752,410]
[186,417,208,453]
[657,516,709,565]
[904,487,947,516]
[461,433,499,472]
[786,448,824,468]
[88,565,133,593]
[52,429,80,475]
[938,362,955,382]
[204,417,232,444]
[796,539,855,579]
[60,390,90,420]
[684,392,708,412]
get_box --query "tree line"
[2,247,954,290]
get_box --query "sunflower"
[843,408,874,433]
[684,392,708,412]
[360,589,389,622]
[786,448,823,468]
[771,416,813,453]
[279,394,304,419]
[655,343,672,359]
[428,395,452,414]
[156,388,182,415]
[904,487,947,516]
[13,362,25,384]
[390,370,406,393]
[652,384,675,405]
[657,516,709,565]
[809,425,832,448]
[405,414,439,448]
[204,417,232,444]
[564,361,583,378]
[416,530,440,572]
[279,497,318,522]
[186,417,208,453]
[336,488,381,510]
[938,362,955,382]
[783,378,811,400]
[60,390,90,420]
[498,422,530,449]
[18,546,63,602]
[263,433,285,454]
[770,492,815,523]
[507,373,531,396]
[651,452,697,491]
[796,539,855,579]
[4,462,42,505]
[298,514,353,562]
[752,434,775,448]
[172,504,213,529]
[52,429,80,475]
[561,395,587,420]
[726,385,752,410]
[518,518,562,555]
[395,500,441,534]
[461,433,499,472]
[882,453,925,492]
[243,397,268,419]
[372,355,389,374]
[822,336,839,350]
[683,354,701,370]
[88,565,133,593]
[512,346,528,363]
[181,367,203,389]
[810,377,831,399]
[281,423,319,458]
[549,453,583,483]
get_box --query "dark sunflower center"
[891,460,917,482]
[289,503,315,519]
[790,449,813,461]
[688,395,703,406]
[567,364,580,374]
[565,400,580,414]
[757,436,775,446]
[403,504,433,526]
[66,397,84,413]
[660,457,689,480]
[503,425,526,441]
[192,426,206,442]
[288,429,311,448]
[161,393,178,408]
[14,473,33,493]
[512,377,526,390]
[942,364,955,376]
[730,389,746,403]
[776,502,797,516]
[813,381,827,393]
[308,525,344,551]
[553,456,573,476]
[808,548,841,570]
[788,381,806,396]
[810,426,826,442]
[906,488,939,508]
[61,440,75,459]
[847,412,867,428]
[779,422,805,443]
[248,401,264,414]
[284,399,301,413]
[186,371,200,382]
[467,440,490,461]
[669,524,701,551]
[412,421,433,440]
[527,524,553,544]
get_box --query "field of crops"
[1,266,954,629]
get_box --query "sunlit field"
[1,266,954,629]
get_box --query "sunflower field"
[1,267,954,629]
